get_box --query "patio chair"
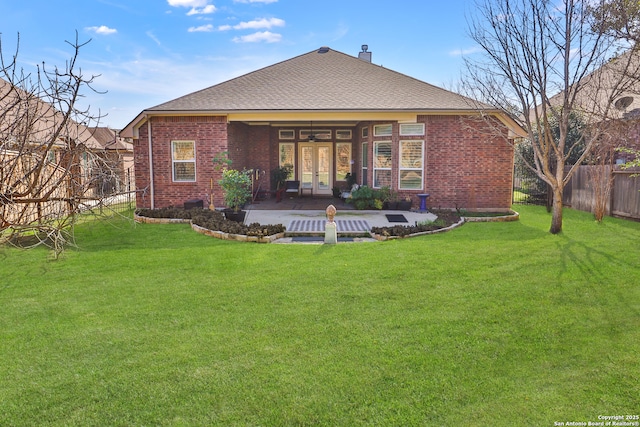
[284,180,300,198]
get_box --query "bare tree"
[0,33,108,256]
[462,0,640,233]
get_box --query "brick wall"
[228,123,273,194]
[421,115,514,210]
[134,116,228,209]
[133,115,514,210]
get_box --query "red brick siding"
[421,115,514,210]
[134,116,228,209]
[133,115,514,210]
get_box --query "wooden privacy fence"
[563,165,640,220]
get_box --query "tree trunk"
[550,186,564,234]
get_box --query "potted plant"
[219,168,252,222]
[378,186,396,209]
[271,165,292,202]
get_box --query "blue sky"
[1,0,479,129]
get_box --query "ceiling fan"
[307,121,316,142]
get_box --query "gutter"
[147,120,155,209]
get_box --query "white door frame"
[298,142,333,196]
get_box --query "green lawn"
[1,206,638,426]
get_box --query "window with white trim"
[336,129,352,140]
[362,126,369,138]
[279,129,295,139]
[374,124,392,137]
[399,123,425,136]
[336,143,352,180]
[399,140,424,190]
[300,129,331,140]
[279,143,295,178]
[172,140,196,182]
[373,141,392,188]
[362,142,368,186]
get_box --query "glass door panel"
[317,146,330,191]
[301,145,314,190]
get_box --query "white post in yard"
[324,204,338,244]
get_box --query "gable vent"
[318,46,330,54]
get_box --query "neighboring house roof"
[542,49,640,122]
[122,46,525,138]
[89,126,133,151]
[0,78,103,150]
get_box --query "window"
[373,141,391,188]
[172,140,196,182]
[362,126,369,138]
[362,142,368,186]
[279,129,295,139]
[300,129,331,140]
[400,123,425,136]
[374,124,392,137]
[336,143,352,180]
[336,129,352,140]
[279,143,295,178]
[46,150,56,163]
[399,140,424,190]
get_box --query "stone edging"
[134,214,192,225]
[370,218,466,241]
[190,223,285,243]
[461,210,519,222]
[134,213,285,243]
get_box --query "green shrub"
[347,185,384,210]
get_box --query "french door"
[299,143,332,195]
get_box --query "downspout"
[147,119,155,209]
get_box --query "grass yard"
[0,205,638,426]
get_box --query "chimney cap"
[361,44,368,52]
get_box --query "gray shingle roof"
[148,47,485,112]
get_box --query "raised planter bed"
[370,210,465,240]
[461,209,519,222]
[370,218,466,241]
[134,208,285,243]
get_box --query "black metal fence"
[512,167,549,206]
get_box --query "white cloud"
[219,17,284,31]
[234,0,278,3]
[236,17,284,30]
[85,25,118,35]
[167,0,216,15]
[187,4,217,15]
[167,0,208,6]
[232,31,281,43]
[188,24,214,32]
